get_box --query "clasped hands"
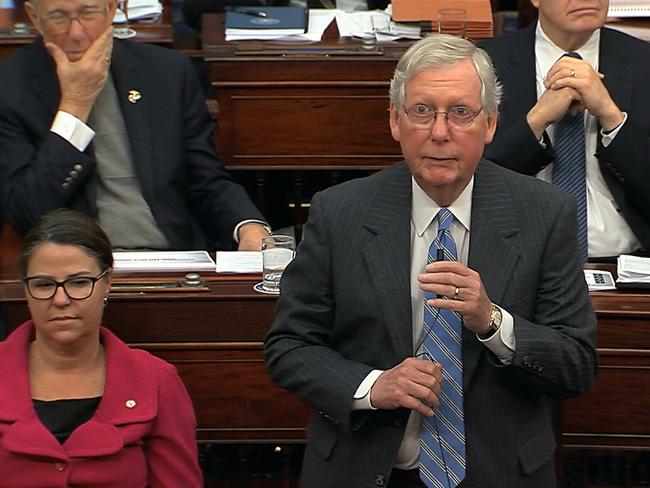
[370,261,491,416]
[527,55,625,139]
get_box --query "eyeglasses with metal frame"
[24,269,110,301]
[39,7,107,35]
[404,103,484,130]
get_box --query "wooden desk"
[202,13,405,171]
[0,6,173,63]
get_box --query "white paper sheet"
[216,251,263,273]
[113,250,216,273]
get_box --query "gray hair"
[389,34,502,113]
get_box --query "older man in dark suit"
[481,0,650,260]
[264,34,597,488]
[0,0,269,250]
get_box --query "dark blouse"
[33,397,102,444]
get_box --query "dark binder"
[225,6,309,34]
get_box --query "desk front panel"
[561,294,650,450]
[207,52,404,170]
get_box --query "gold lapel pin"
[128,90,142,104]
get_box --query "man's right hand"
[46,26,114,122]
[370,357,442,417]
[526,86,582,140]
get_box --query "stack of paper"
[606,0,650,40]
[225,8,335,42]
[391,0,493,39]
[608,0,650,17]
[616,254,650,287]
[336,10,422,40]
[113,0,162,22]
[113,251,216,273]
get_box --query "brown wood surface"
[203,13,407,170]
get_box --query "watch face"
[490,306,502,328]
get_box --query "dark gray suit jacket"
[481,24,650,252]
[0,39,263,250]
[264,160,597,488]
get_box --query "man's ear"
[483,107,499,145]
[106,0,118,22]
[389,104,401,142]
[24,2,42,35]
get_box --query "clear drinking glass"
[114,0,136,39]
[262,235,296,293]
[437,8,467,37]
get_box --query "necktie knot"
[563,51,582,60]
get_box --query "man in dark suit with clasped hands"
[481,0,650,260]
[264,34,597,488]
[0,0,269,251]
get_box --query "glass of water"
[114,0,136,39]
[262,235,295,294]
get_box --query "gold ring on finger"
[569,68,576,77]
[454,287,460,300]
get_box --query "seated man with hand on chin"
[0,0,270,251]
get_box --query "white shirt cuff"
[50,111,95,151]
[601,112,628,147]
[352,369,383,410]
[477,306,515,365]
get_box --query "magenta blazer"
[0,321,203,487]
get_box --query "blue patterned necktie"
[552,51,588,262]
[419,208,465,488]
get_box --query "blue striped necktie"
[419,208,465,488]
[552,51,588,262]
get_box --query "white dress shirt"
[534,23,641,258]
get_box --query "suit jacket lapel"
[361,163,414,360]
[465,161,521,386]
[502,24,538,122]
[110,41,154,200]
[26,40,60,124]
[599,28,631,114]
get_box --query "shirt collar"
[535,21,601,76]
[411,176,473,237]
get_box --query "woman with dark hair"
[0,208,203,487]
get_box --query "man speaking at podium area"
[0,0,269,251]
[265,35,597,488]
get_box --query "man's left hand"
[418,261,492,335]
[237,223,271,251]
[545,57,625,131]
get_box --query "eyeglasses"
[404,104,483,130]
[40,8,107,35]
[24,269,109,301]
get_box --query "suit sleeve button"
[374,474,386,486]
